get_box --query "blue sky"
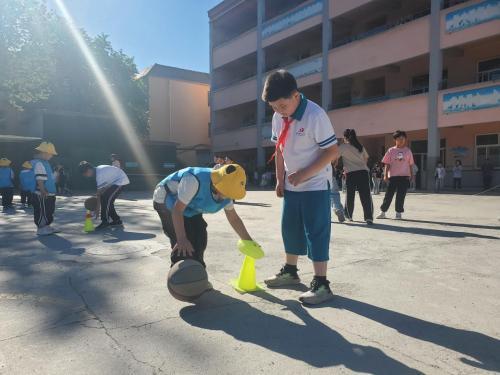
[48,0,221,73]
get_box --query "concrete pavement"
[0,191,499,374]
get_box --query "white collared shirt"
[271,99,337,191]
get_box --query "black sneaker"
[109,220,123,227]
[299,278,334,305]
[264,265,301,287]
[95,222,110,230]
[366,219,374,225]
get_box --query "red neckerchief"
[268,116,294,163]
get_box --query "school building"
[208,0,500,189]
[0,99,178,190]
[136,64,211,167]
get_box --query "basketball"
[167,259,211,302]
[84,196,97,211]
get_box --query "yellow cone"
[231,255,263,293]
[84,211,95,233]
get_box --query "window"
[476,134,500,168]
[477,58,500,83]
[410,74,429,95]
[364,15,387,33]
[410,139,446,165]
[363,77,386,99]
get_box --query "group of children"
[0,158,34,211]
[1,142,130,235]
[2,70,422,305]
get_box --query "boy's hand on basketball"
[275,181,284,198]
[173,237,194,257]
[287,170,305,186]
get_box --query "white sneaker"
[299,279,334,305]
[376,212,386,219]
[264,266,301,288]
[395,212,403,220]
[37,226,54,236]
[47,225,60,234]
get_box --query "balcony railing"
[329,76,499,111]
[213,53,322,93]
[478,69,500,83]
[262,0,323,39]
[330,88,427,110]
[332,8,431,48]
[442,0,470,10]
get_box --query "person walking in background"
[52,166,59,193]
[330,162,345,223]
[213,155,224,169]
[481,158,494,190]
[435,162,446,193]
[371,162,383,195]
[19,161,35,208]
[111,154,122,169]
[339,129,373,224]
[224,156,234,165]
[376,130,414,220]
[0,158,15,212]
[409,163,419,192]
[55,165,68,195]
[453,160,463,189]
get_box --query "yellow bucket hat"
[35,141,58,155]
[211,164,246,200]
[22,161,32,169]
[0,158,11,167]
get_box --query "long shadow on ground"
[180,290,422,374]
[342,222,499,240]
[326,296,500,373]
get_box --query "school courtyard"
[0,190,499,374]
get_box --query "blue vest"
[161,167,231,217]
[19,169,36,192]
[31,159,56,194]
[0,167,13,188]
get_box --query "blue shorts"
[282,189,331,262]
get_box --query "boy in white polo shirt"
[79,161,130,230]
[262,70,339,305]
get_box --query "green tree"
[0,0,58,109]
[0,0,149,136]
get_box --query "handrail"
[213,52,322,93]
[332,8,430,49]
[213,26,257,51]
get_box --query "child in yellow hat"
[153,164,259,267]
[31,142,59,235]
[19,161,35,208]
[0,158,15,212]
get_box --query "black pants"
[33,194,56,227]
[453,178,462,189]
[344,170,373,221]
[20,190,33,206]
[0,187,14,208]
[483,175,492,190]
[153,201,208,267]
[380,176,409,213]
[100,185,122,223]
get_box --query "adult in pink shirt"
[376,130,414,220]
